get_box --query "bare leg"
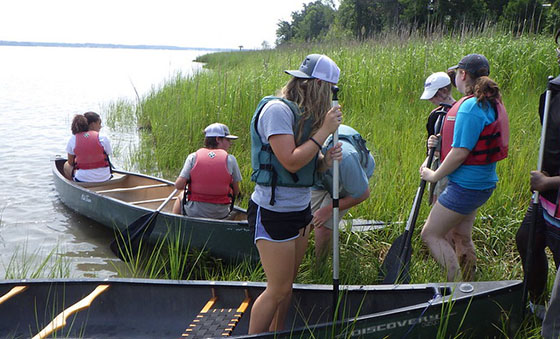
[314,225,332,261]
[63,161,74,180]
[421,202,473,281]
[269,225,311,331]
[248,238,297,334]
[449,213,477,281]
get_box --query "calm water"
[0,46,206,278]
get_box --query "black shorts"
[247,200,312,241]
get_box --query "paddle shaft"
[521,76,553,317]
[381,103,450,284]
[110,188,178,259]
[129,188,178,239]
[331,85,340,318]
[399,108,447,261]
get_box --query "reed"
[3,242,71,279]
[104,30,560,338]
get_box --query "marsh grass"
[103,30,560,337]
[3,242,71,279]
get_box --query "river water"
[0,46,206,278]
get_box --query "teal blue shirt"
[448,97,498,190]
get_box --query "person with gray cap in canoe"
[420,54,509,282]
[247,54,343,334]
[172,122,242,219]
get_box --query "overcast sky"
[0,0,322,49]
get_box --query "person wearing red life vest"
[171,123,241,219]
[419,54,509,282]
[63,112,112,182]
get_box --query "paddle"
[110,188,178,261]
[331,85,340,319]
[379,103,451,284]
[521,76,554,318]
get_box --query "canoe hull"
[0,278,522,338]
[52,158,256,262]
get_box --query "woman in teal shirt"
[420,54,509,281]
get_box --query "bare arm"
[174,176,188,190]
[531,171,560,192]
[231,181,240,198]
[67,154,76,166]
[269,105,342,173]
[420,147,469,183]
[312,188,370,227]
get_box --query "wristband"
[309,137,322,150]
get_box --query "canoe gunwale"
[51,157,249,225]
[0,277,523,338]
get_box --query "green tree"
[276,0,336,44]
[502,0,546,33]
[337,0,385,39]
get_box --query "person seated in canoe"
[172,123,241,219]
[63,112,112,182]
[311,124,374,262]
[420,71,456,205]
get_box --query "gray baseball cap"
[285,54,340,84]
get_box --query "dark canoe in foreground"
[51,157,256,262]
[0,278,521,338]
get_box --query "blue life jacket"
[318,125,373,196]
[250,96,317,205]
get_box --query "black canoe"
[0,278,521,338]
[51,157,256,262]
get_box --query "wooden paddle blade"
[109,212,153,260]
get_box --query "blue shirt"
[448,97,498,190]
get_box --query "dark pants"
[516,203,560,303]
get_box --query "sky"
[0,0,319,50]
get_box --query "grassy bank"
[105,31,559,337]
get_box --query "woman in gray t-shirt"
[247,54,343,334]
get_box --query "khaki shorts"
[310,189,349,230]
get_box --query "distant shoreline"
[0,40,231,51]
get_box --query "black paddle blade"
[110,212,156,261]
[379,233,411,284]
[379,234,404,283]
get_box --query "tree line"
[275,0,560,45]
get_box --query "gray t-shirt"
[180,151,242,219]
[251,100,311,212]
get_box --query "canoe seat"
[75,172,128,188]
[181,289,250,337]
[130,197,178,205]
[96,183,170,194]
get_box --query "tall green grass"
[104,31,560,338]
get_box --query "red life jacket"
[74,131,109,170]
[188,148,233,204]
[441,95,509,165]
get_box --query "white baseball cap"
[420,72,451,100]
[285,54,340,84]
[204,123,238,139]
